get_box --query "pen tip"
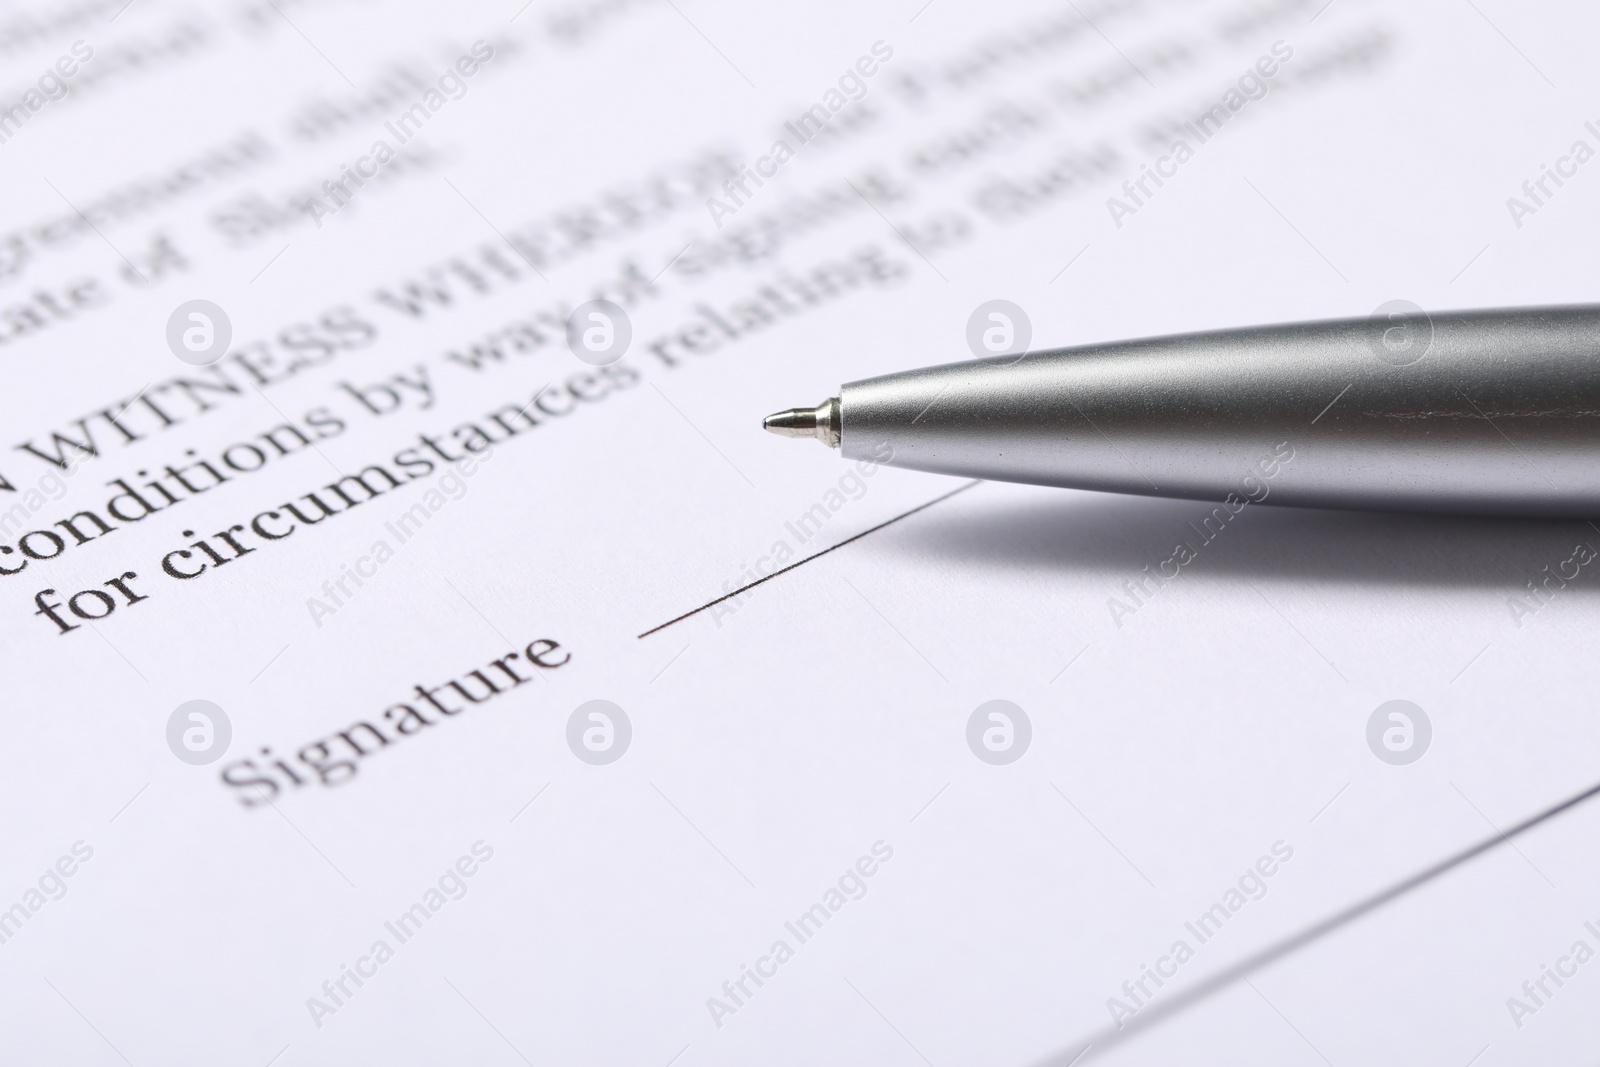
[763,397,840,448]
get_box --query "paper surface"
[3,0,1599,1062]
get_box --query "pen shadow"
[892,489,1600,592]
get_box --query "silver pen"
[763,305,1600,517]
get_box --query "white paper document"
[3,0,1599,1062]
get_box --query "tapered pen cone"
[762,397,840,447]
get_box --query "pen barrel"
[839,305,1600,516]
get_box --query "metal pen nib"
[763,397,841,448]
